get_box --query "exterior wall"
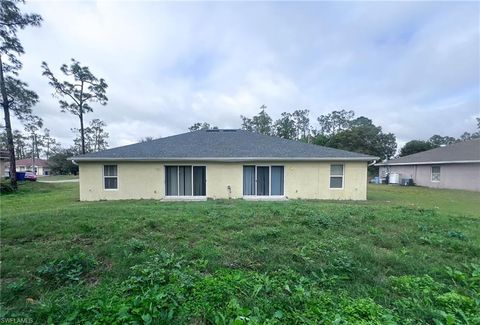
[0,159,7,178]
[79,161,369,201]
[379,163,480,192]
[284,161,367,200]
[79,162,165,201]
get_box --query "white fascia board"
[375,160,480,166]
[72,156,378,163]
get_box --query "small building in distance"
[376,139,480,192]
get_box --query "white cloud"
[8,0,479,149]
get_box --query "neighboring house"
[73,129,377,201]
[0,151,9,178]
[376,139,480,192]
[5,158,51,176]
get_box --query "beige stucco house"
[73,129,377,201]
[376,139,480,191]
[5,158,51,176]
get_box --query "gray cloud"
[10,1,480,148]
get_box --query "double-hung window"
[329,164,344,189]
[165,166,206,196]
[104,165,118,190]
[431,166,440,182]
[243,165,284,196]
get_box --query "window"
[243,165,284,196]
[104,165,118,190]
[330,164,344,189]
[431,166,440,182]
[165,166,206,196]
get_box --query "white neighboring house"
[0,151,9,178]
[5,158,51,176]
[376,139,480,192]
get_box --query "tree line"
[189,106,480,162]
[399,118,480,157]
[190,107,397,161]
[1,0,109,189]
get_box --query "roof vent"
[222,129,237,132]
[206,129,220,132]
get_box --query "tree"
[292,109,311,142]
[399,140,435,157]
[23,115,42,171]
[88,119,108,152]
[42,59,108,154]
[41,128,59,159]
[240,105,273,135]
[327,116,397,161]
[273,112,296,139]
[12,129,27,159]
[139,136,154,143]
[188,122,218,131]
[48,149,78,175]
[428,135,457,147]
[0,0,42,189]
[72,119,109,153]
[316,109,354,136]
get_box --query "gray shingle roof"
[377,139,480,166]
[73,129,377,161]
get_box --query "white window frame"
[329,163,344,190]
[243,165,285,199]
[431,166,441,182]
[103,164,118,191]
[164,165,207,199]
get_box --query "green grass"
[368,184,480,217]
[1,182,479,323]
[38,174,79,181]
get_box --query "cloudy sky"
[13,0,480,148]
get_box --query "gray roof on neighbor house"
[73,129,377,162]
[376,139,480,166]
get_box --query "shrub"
[36,252,96,286]
[0,181,15,194]
[126,238,147,253]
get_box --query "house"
[72,129,378,201]
[0,151,9,178]
[5,158,51,176]
[376,139,480,191]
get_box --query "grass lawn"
[1,182,479,323]
[37,174,79,181]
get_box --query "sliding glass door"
[243,165,284,196]
[166,165,206,196]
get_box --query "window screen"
[104,165,118,189]
[165,166,178,196]
[431,166,441,182]
[179,166,192,196]
[271,166,284,195]
[243,166,255,195]
[330,164,344,189]
[193,166,206,196]
[256,166,270,196]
